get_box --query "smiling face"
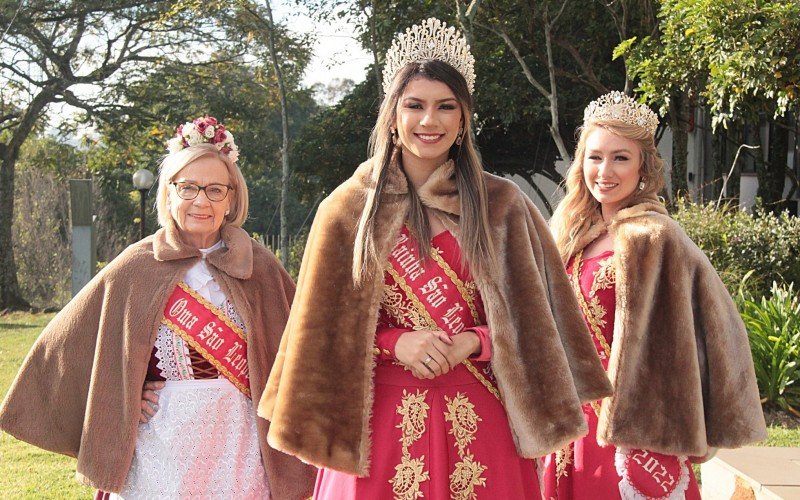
[583,126,643,221]
[168,155,232,248]
[395,76,463,174]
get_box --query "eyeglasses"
[171,181,233,202]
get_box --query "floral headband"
[166,116,239,163]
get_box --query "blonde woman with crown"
[0,117,316,498]
[259,18,612,500]
[543,92,767,499]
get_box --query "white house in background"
[514,108,799,218]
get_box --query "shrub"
[673,200,800,298]
[737,278,800,416]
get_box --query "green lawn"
[0,312,798,497]
[0,312,92,498]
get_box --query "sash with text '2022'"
[162,282,251,398]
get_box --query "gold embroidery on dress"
[444,393,481,455]
[554,443,573,481]
[450,453,487,500]
[444,393,487,499]
[571,251,613,362]
[390,389,431,499]
[587,296,608,331]
[589,256,616,297]
[382,278,430,330]
[570,250,613,419]
[386,267,438,330]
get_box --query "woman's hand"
[445,331,481,367]
[140,381,165,423]
[395,329,454,379]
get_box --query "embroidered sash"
[162,282,251,398]
[385,226,501,401]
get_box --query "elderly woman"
[0,116,315,498]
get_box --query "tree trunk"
[668,91,690,199]
[366,1,382,100]
[0,87,54,311]
[758,116,789,213]
[0,146,30,311]
[262,0,291,269]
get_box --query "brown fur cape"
[259,159,613,476]
[572,201,767,457]
[0,223,316,497]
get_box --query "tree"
[298,0,387,99]
[466,0,657,166]
[290,1,651,213]
[0,0,232,310]
[620,0,800,205]
[86,55,318,252]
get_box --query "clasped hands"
[394,329,480,380]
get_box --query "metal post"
[139,189,147,240]
[132,169,155,240]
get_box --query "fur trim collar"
[260,159,612,475]
[153,222,253,279]
[570,198,669,258]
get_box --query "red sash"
[385,226,500,400]
[162,282,251,398]
[615,448,690,499]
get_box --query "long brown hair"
[352,60,494,284]
[550,120,665,262]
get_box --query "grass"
[0,312,92,499]
[0,312,798,497]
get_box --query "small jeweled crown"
[166,116,239,163]
[583,91,659,136]
[383,17,476,95]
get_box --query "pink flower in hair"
[166,116,240,162]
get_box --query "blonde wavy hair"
[550,120,665,262]
[352,59,494,284]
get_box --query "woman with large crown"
[543,92,768,499]
[260,18,612,499]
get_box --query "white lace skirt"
[114,379,270,499]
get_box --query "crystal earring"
[638,180,646,191]
[455,127,464,146]
[390,128,398,145]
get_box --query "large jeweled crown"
[383,18,476,95]
[583,91,659,136]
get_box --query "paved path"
[701,447,800,499]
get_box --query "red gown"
[543,250,701,500]
[315,228,540,499]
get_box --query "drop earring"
[638,180,646,191]
[455,127,464,146]
[390,128,398,145]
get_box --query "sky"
[28,2,371,139]
[272,2,372,89]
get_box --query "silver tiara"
[383,18,476,95]
[583,91,659,136]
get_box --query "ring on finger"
[423,355,433,367]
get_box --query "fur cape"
[0,223,316,497]
[571,201,767,457]
[259,159,613,476]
